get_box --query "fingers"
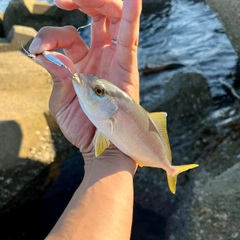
[29,26,89,65]
[91,17,112,46]
[120,0,142,47]
[54,0,80,10]
[54,0,123,46]
[55,0,123,18]
[35,52,76,81]
[33,53,77,118]
[87,0,123,45]
[117,0,142,70]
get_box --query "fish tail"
[166,164,199,194]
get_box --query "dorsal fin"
[149,112,172,163]
[93,130,110,157]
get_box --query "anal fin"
[135,161,145,167]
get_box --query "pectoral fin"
[135,161,144,167]
[93,130,110,157]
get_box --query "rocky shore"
[0,0,240,239]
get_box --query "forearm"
[46,146,137,240]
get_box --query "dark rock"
[3,0,88,36]
[34,151,84,239]
[0,13,4,37]
[167,161,240,240]
[133,74,212,222]
[139,63,185,75]
[0,121,22,169]
[144,72,213,125]
[142,0,169,14]
[131,203,166,240]
[0,150,84,240]
[166,105,240,240]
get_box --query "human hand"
[29,0,142,153]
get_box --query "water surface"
[1,0,238,106]
[139,0,237,106]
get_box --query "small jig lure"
[42,51,75,76]
[22,44,75,76]
[21,23,91,80]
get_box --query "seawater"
[139,0,237,106]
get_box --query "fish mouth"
[72,73,82,85]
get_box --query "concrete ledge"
[24,0,53,15]
[0,49,55,169]
[0,25,36,52]
[0,51,52,91]
[2,0,87,37]
[0,113,56,169]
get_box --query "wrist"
[82,146,137,182]
[46,147,136,240]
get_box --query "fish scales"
[72,73,198,194]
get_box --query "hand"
[29,0,142,153]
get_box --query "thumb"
[35,52,77,118]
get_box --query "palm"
[33,0,141,152]
[55,39,139,152]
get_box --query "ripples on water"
[139,0,237,106]
[1,0,238,106]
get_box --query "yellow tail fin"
[167,164,199,194]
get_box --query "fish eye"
[94,85,105,96]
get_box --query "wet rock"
[142,0,169,14]
[134,72,240,240]
[167,161,240,240]
[134,104,240,240]
[165,106,240,240]
[144,72,213,125]
[133,73,212,216]
[139,63,185,75]
[193,162,240,240]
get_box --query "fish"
[71,73,198,194]
[24,49,198,194]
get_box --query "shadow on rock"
[0,115,83,239]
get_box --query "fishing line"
[77,22,91,31]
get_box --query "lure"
[22,23,92,76]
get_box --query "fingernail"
[29,37,42,53]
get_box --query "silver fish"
[72,73,198,194]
